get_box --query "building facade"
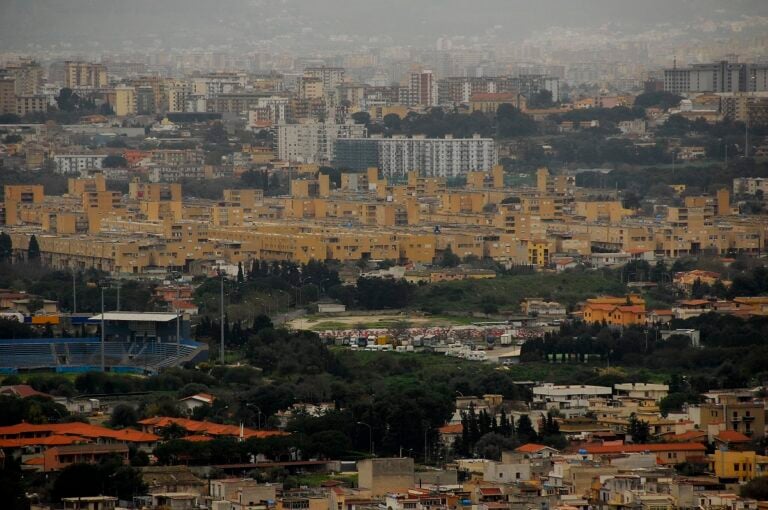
[335,136,497,178]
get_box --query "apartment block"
[64,61,108,88]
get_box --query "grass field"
[336,349,672,385]
[294,472,358,487]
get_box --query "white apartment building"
[247,96,289,128]
[409,70,438,107]
[53,154,106,175]
[380,135,497,178]
[734,177,768,197]
[532,383,612,412]
[614,383,670,402]
[148,165,205,183]
[334,135,497,178]
[303,67,345,94]
[167,81,193,113]
[192,73,247,99]
[275,121,366,164]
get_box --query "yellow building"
[113,85,136,117]
[709,450,768,482]
[527,239,551,267]
[469,92,526,114]
[3,184,44,225]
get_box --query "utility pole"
[220,271,225,364]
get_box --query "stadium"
[0,312,208,375]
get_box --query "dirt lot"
[287,313,470,331]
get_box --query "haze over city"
[1,2,768,510]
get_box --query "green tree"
[628,413,650,443]
[528,89,553,108]
[0,113,21,124]
[27,235,40,262]
[383,113,401,131]
[496,103,537,137]
[159,422,187,440]
[55,88,78,112]
[438,246,461,268]
[52,463,101,501]
[0,232,13,262]
[741,476,768,500]
[102,155,128,168]
[26,297,44,314]
[351,111,371,125]
[0,458,30,510]
[309,430,351,458]
[110,403,138,428]
[515,414,537,443]
[474,432,517,460]
[634,91,683,110]
[205,121,228,144]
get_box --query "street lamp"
[357,421,373,456]
[246,403,262,429]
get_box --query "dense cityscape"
[2,1,768,509]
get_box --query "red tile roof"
[679,300,711,306]
[438,424,463,434]
[667,430,707,442]
[582,442,706,454]
[0,385,52,399]
[715,430,751,443]
[479,487,502,495]
[0,422,158,444]
[183,435,213,442]
[0,435,88,448]
[138,416,288,439]
[515,443,555,453]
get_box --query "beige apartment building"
[2,167,767,276]
[64,61,108,88]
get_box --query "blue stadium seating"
[0,338,207,374]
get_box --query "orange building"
[43,444,128,472]
[582,295,646,326]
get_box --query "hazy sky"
[2,0,767,51]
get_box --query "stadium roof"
[89,312,180,322]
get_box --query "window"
[734,463,740,471]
